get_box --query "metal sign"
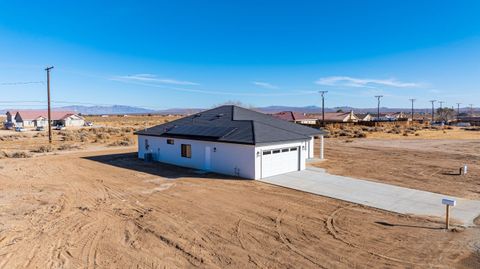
[442,198,456,207]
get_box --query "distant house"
[272,111,317,125]
[6,110,85,128]
[373,112,408,121]
[318,111,359,123]
[135,105,324,179]
[457,116,480,126]
[356,113,374,122]
[6,111,18,124]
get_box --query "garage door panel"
[261,147,299,178]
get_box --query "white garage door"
[261,147,300,178]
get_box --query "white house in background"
[6,110,85,128]
[356,113,374,122]
[135,105,325,179]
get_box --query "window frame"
[167,138,174,145]
[181,144,192,158]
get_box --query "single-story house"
[135,105,325,179]
[318,111,359,123]
[457,116,480,126]
[6,111,18,125]
[272,111,318,125]
[356,113,374,122]
[6,110,85,128]
[373,112,408,121]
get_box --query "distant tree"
[436,107,455,122]
[336,109,344,113]
[214,100,256,110]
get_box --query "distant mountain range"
[1,105,476,116]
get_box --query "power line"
[0,81,45,86]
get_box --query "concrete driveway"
[258,167,480,227]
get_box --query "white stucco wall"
[64,116,85,127]
[137,135,321,180]
[137,135,256,179]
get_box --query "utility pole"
[45,66,54,144]
[439,101,444,109]
[429,100,436,122]
[470,104,474,116]
[319,91,328,125]
[375,95,383,121]
[457,103,461,120]
[409,98,416,122]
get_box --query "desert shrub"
[57,144,82,151]
[108,136,135,147]
[0,134,24,141]
[96,133,111,140]
[8,151,32,158]
[415,133,420,136]
[0,151,7,158]
[355,132,367,138]
[31,145,54,153]
[121,127,135,133]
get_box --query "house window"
[290,147,298,151]
[262,150,271,155]
[167,139,174,145]
[181,144,191,158]
[272,149,281,154]
[282,148,289,152]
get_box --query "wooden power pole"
[409,98,416,122]
[375,95,383,121]
[45,66,54,143]
[319,90,328,125]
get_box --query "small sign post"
[442,198,456,230]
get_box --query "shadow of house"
[83,152,243,180]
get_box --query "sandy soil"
[314,138,480,199]
[367,127,480,140]
[0,148,479,268]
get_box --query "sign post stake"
[445,204,450,230]
[442,198,456,230]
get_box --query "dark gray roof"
[135,105,324,145]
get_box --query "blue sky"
[0,0,479,110]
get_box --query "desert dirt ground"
[1,147,480,268]
[314,138,480,200]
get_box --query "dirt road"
[0,148,479,268]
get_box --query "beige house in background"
[319,111,359,123]
[6,110,85,128]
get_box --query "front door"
[204,146,212,170]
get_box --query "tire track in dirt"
[235,217,263,268]
[275,208,329,269]
[325,205,447,268]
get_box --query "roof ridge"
[253,121,310,139]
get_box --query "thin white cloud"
[252,81,279,89]
[111,78,315,97]
[112,74,199,86]
[315,76,423,88]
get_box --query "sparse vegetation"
[31,145,54,153]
